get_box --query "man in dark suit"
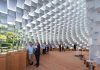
[34,41,40,67]
[74,43,77,51]
[59,44,61,52]
[47,44,49,53]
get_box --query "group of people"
[42,42,50,54]
[26,41,40,67]
[59,43,77,51]
[26,41,51,67]
[26,41,77,67]
[59,44,66,52]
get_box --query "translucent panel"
[15,21,22,29]
[24,0,31,6]
[16,0,25,9]
[7,0,17,11]
[16,7,23,22]
[22,9,29,19]
[7,10,16,23]
[0,0,7,14]
[0,12,7,24]
[32,0,38,3]
[0,0,88,47]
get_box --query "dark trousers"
[62,47,65,52]
[50,47,52,51]
[42,49,46,54]
[35,55,40,66]
[47,47,49,52]
[59,47,61,52]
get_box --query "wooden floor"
[27,51,100,70]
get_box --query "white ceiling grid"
[0,0,89,47]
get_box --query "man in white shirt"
[27,42,34,65]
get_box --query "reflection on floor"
[27,51,100,70]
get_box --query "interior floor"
[27,51,99,70]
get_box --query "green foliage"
[0,25,7,31]
[0,34,6,40]
[0,43,13,49]
[6,32,17,43]
[0,24,22,49]
[0,31,21,49]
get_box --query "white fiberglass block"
[32,0,38,3]
[96,57,100,65]
[7,0,17,11]
[15,21,22,29]
[22,10,29,19]
[24,0,31,6]
[7,10,16,22]
[95,46,100,64]
[86,1,94,9]
[0,0,7,14]
[16,8,23,22]
[94,13,100,21]
[0,13,7,24]
[89,45,97,60]
[95,0,100,8]
[16,0,25,9]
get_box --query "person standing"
[46,43,49,53]
[59,44,61,52]
[74,43,77,51]
[27,42,34,65]
[62,44,65,52]
[42,42,46,54]
[49,44,52,51]
[34,41,40,67]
